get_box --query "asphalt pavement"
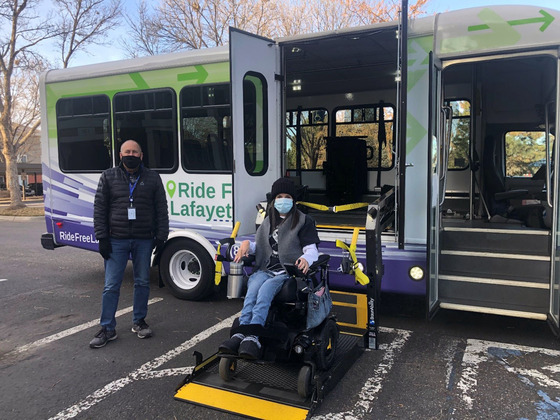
[1,217,560,420]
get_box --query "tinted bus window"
[446,99,470,170]
[243,73,268,176]
[505,131,555,177]
[335,104,395,169]
[113,89,177,171]
[56,95,111,172]
[286,109,328,170]
[180,84,232,172]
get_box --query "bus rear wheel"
[159,238,214,300]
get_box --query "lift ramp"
[175,332,363,419]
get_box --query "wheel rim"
[169,249,202,291]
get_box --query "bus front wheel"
[159,238,214,300]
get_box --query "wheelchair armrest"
[240,254,255,266]
[309,254,330,271]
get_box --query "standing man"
[90,139,169,349]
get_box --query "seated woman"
[219,177,320,359]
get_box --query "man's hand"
[98,238,112,260]
[153,238,165,255]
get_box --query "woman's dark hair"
[267,197,300,233]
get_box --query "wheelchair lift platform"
[174,332,363,419]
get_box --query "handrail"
[545,101,554,208]
[439,106,453,206]
[363,187,395,350]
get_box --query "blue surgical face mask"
[274,197,293,214]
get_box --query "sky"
[64,0,560,67]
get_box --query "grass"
[0,206,44,217]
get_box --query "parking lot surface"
[1,218,559,419]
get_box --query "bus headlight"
[408,266,424,281]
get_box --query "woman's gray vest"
[254,211,306,270]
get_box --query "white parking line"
[8,297,164,356]
[49,311,241,420]
[312,326,412,419]
[457,339,560,411]
[0,279,7,282]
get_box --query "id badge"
[128,207,137,220]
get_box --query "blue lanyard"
[129,177,139,205]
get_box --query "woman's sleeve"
[298,215,320,247]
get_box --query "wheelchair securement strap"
[335,228,370,286]
[297,201,369,213]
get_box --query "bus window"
[180,84,232,172]
[56,95,111,172]
[334,104,395,169]
[446,99,470,170]
[505,131,555,177]
[286,109,328,170]
[113,89,177,172]
[243,72,268,176]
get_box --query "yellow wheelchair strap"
[335,228,370,286]
[297,201,369,213]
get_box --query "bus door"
[230,28,282,235]
[427,52,445,317]
[549,55,560,333]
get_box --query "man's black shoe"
[131,320,153,338]
[89,327,117,348]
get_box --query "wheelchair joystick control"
[227,262,246,299]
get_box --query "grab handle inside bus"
[545,100,554,208]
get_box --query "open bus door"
[230,28,282,236]
[427,52,445,318]
[549,58,560,334]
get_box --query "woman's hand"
[296,257,309,274]
[234,240,251,263]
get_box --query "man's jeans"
[100,238,152,330]
[240,270,289,327]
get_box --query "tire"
[297,365,312,398]
[317,318,338,371]
[159,238,214,300]
[219,357,237,381]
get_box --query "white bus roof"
[43,45,230,84]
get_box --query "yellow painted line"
[316,224,365,230]
[175,383,309,420]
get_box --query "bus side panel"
[47,168,100,251]
[317,241,426,296]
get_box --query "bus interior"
[279,23,399,231]
[441,53,556,230]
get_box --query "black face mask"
[122,155,141,170]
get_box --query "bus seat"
[482,135,542,225]
[323,136,367,205]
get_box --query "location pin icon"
[166,180,176,198]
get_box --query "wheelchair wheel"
[317,318,338,371]
[219,357,237,381]
[297,365,312,398]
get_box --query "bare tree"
[122,0,281,55]
[0,0,56,208]
[1,0,123,207]
[122,0,165,57]
[124,0,429,56]
[55,0,122,68]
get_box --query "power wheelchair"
[218,253,338,398]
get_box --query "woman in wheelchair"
[219,177,320,360]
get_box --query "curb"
[0,216,44,222]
